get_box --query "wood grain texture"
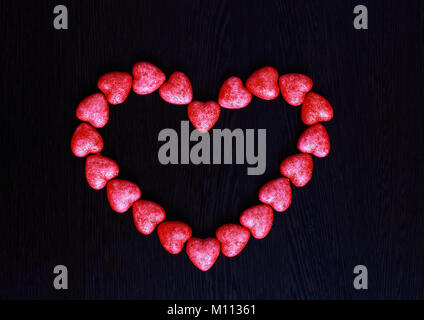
[0,0,423,299]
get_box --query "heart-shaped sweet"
[132,200,166,235]
[157,221,192,254]
[159,71,193,105]
[186,237,221,271]
[132,62,166,95]
[76,93,109,128]
[85,154,119,190]
[297,123,330,158]
[97,72,133,105]
[71,123,104,158]
[280,153,313,187]
[239,204,273,239]
[279,73,313,106]
[215,224,250,257]
[106,179,141,213]
[301,92,334,125]
[245,66,280,100]
[258,177,292,212]
[218,76,252,109]
[187,101,221,133]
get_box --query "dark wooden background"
[0,0,423,299]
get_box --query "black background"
[1,0,423,300]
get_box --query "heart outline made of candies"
[71,62,333,271]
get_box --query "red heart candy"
[297,123,330,158]
[106,179,141,213]
[215,224,250,257]
[132,200,166,235]
[159,71,193,105]
[187,101,221,133]
[132,62,166,95]
[246,66,280,100]
[71,123,104,158]
[157,221,192,254]
[301,92,334,125]
[76,93,109,128]
[239,204,273,239]
[258,178,292,212]
[280,153,313,187]
[97,72,132,105]
[218,77,252,109]
[186,237,221,271]
[279,73,313,106]
[85,154,119,190]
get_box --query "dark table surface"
[0,0,423,299]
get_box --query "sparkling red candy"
[85,154,119,190]
[76,93,109,128]
[157,221,192,254]
[159,71,193,105]
[186,237,221,271]
[71,123,104,158]
[301,92,334,125]
[97,72,132,105]
[297,123,330,158]
[258,178,292,213]
[215,224,250,257]
[279,73,313,106]
[245,66,280,100]
[187,101,221,133]
[73,62,335,271]
[218,76,252,109]
[280,153,313,187]
[132,200,166,235]
[132,62,166,95]
[106,179,141,213]
[239,204,273,239]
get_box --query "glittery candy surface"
[85,154,119,190]
[132,200,166,235]
[218,77,252,109]
[76,93,109,128]
[215,224,250,257]
[71,123,104,158]
[280,153,313,187]
[98,72,133,105]
[106,179,141,213]
[279,73,313,106]
[239,204,273,239]
[157,221,192,254]
[132,62,166,95]
[297,124,330,158]
[159,72,193,105]
[187,101,221,133]
[301,92,334,125]
[258,177,292,212]
[246,66,280,100]
[186,237,220,271]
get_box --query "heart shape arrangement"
[71,61,333,271]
